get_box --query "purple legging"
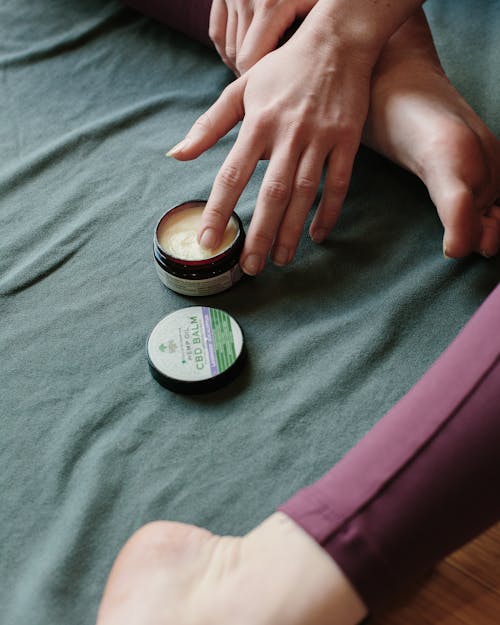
[122,0,500,612]
[123,1,214,47]
[280,285,500,609]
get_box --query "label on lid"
[148,306,244,383]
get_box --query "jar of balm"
[154,200,245,296]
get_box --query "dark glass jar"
[153,200,245,296]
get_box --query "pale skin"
[97,6,500,625]
[167,0,500,273]
[363,11,500,259]
[209,0,318,75]
[96,512,368,625]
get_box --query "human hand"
[209,0,317,75]
[167,28,374,275]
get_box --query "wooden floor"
[371,523,500,625]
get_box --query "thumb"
[166,77,246,161]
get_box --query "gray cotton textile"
[0,1,499,623]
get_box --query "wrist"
[290,12,380,75]
[303,0,422,62]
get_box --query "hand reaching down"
[167,28,374,275]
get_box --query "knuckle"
[259,0,280,11]
[281,119,307,145]
[262,179,290,202]
[236,53,251,73]
[220,82,245,117]
[193,113,213,133]
[323,117,358,143]
[217,164,244,189]
[441,185,473,218]
[453,186,474,206]
[282,222,304,242]
[221,82,235,99]
[329,176,350,195]
[209,26,223,45]
[251,230,274,250]
[225,46,236,60]
[204,204,228,226]
[251,110,274,133]
[294,176,317,195]
[318,201,341,224]
[337,122,358,143]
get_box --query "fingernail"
[166,138,190,157]
[199,228,218,250]
[311,228,328,244]
[271,246,289,266]
[480,250,492,259]
[443,241,452,259]
[241,254,262,276]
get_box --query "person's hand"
[210,0,317,75]
[167,26,374,275]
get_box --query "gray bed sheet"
[1,1,499,623]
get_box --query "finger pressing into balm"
[158,202,239,260]
[154,201,245,296]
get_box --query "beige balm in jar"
[154,201,245,296]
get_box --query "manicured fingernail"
[311,228,328,244]
[271,246,289,266]
[166,138,190,157]
[241,254,262,276]
[199,228,218,250]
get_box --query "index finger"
[199,122,264,250]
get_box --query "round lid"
[147,306,245,394]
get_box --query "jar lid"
[147,306,245,394]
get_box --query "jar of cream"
[154,200,245,296]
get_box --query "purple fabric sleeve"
[279,283,500,612]
[121,0,213,47]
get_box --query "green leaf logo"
[159,340,178,353]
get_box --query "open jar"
[153,200,245,296]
